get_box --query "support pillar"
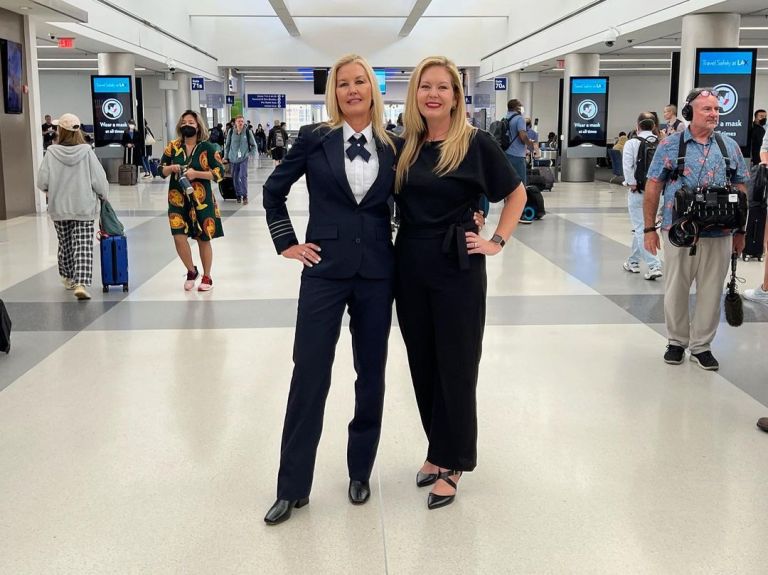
[678,13,740,109]
[561,53,600,182]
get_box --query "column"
[163,72,191,140]
[561,53,600,182]
[678,13,740,109]
[463,68,475,121]
[494,75,508,122]
[23,16,44,213]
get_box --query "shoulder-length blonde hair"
[395,56,476,193]
[323,53,395,152]
[175,109,209,141]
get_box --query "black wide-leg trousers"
[276,274,393,500]
[394,236,487,472]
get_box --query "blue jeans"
[506,155,527,186]
[627,190,661,270]
[231,158,249,198]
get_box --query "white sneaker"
[60,276,76,290]
[644,269,663,281]
[622,261,640,273]
[743,284,768,305]
[73,285,91,300]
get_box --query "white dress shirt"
[343,122,379,204]
[622,130,657,188]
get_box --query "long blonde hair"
[323,54,395,152]
[395,56,476,193]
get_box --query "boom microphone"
[724,252,743,327]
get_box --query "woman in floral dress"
[161,110,225,292]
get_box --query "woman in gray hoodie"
[37,113,109,300]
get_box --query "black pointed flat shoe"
[348,480,371,505]
[264,497,309,525]
[416,470,439,488]
[427,470,462,510]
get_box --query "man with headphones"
[642,88,749,371]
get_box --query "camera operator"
[643,88,749,371]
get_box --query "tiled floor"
[1,164,767,574]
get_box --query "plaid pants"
[54,220,95,286]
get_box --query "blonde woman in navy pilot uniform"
[262,54,397,525]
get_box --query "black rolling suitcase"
[527,168,546,190]
[0,299,11,354]
[520,185,546,222]
[743,165,768,262]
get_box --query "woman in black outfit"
[394,56,526,509]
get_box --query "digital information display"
[90,76,133,147]
[694,49,757,149]
[568,77,609,147]
[246,94,287,108]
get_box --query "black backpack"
[0,299,11,354]
[490,112,519,151]
[633,134,659,191]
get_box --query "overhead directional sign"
[247,94,287,108]
[191,77,205,91]
[226,95,235,105]
[494,77,507,91]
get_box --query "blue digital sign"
[247,94,287,108]
[92,76,131,93]
[374,69,386,94]
[571,78,607,94]
[697,51,753,75]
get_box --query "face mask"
[760,118,767,126]
[128,124,135,129]
[519,106,525,115]
[180,125,197,138]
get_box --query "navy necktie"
[346,134,371,162]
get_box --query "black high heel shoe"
[416,469,439,488]
[427,470,462,510]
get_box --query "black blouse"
[396,129,520,228]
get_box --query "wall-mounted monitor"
[313,68,328,95]
[0,39,23,114]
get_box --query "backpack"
[633,135,659,191]
[247,131,256,152]
[274,130,285,148]
[490,112,519,151]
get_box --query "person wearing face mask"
[503,99,531,185]
[749,109,766,166]
[160,110,225,292]
[121,118,143,169]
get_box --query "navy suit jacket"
[263,123,397,280]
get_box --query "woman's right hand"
[282,243,322,267]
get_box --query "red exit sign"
[57,37,75,49]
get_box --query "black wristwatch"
[490,234,506,248]
[643,226,657,234]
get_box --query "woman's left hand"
[465,231,502,256]
[185,168,199,180]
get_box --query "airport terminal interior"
[1,1,768,573]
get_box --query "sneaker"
[236,197,242,204]
[73,284,91,300]
[623,261,640,274]
[518,218,533,225]
[60,276,76,290]
[663,344,685,365]
[690,350,719,371]
[243,197,249,205]
[183,266,200,291]
[644,268,663,281]
[743,284,768,305]
[197,275,213,292]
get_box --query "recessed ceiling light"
[600,58,671,62]
[632,45,679,50]
[600,67,671,71]
[19,6,31,10]
[740,27,768,30]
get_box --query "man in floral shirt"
[643,88,748,371]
